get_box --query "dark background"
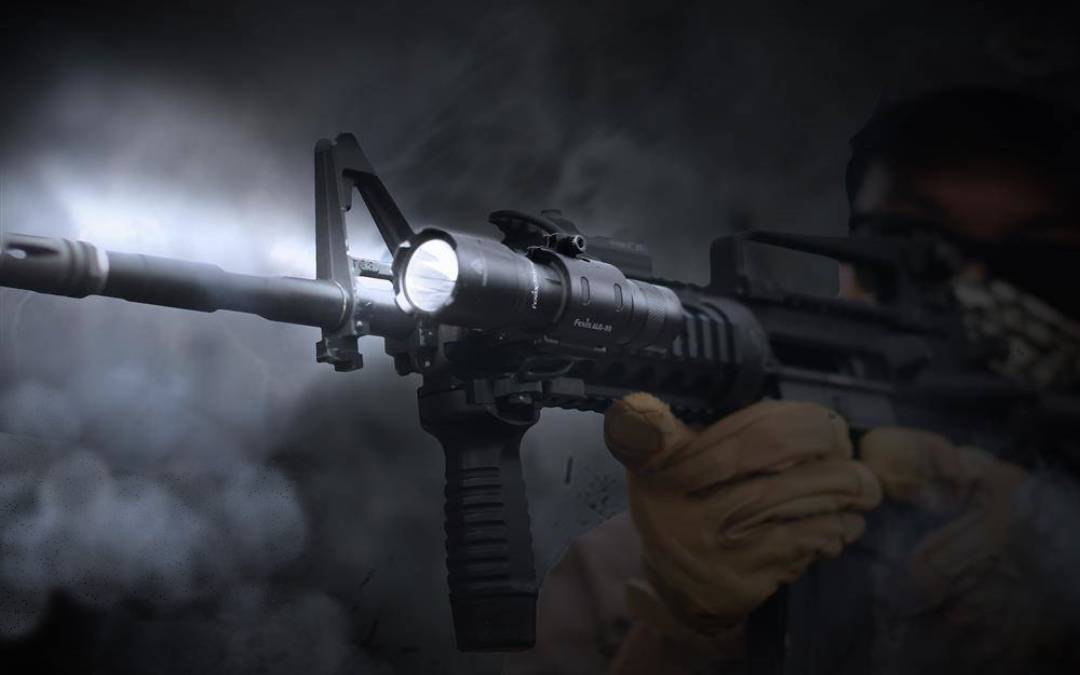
[1,2,1077,673]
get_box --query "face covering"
[952,275,1080,390]
[975,236,1080,322]
[850,214,1080,390]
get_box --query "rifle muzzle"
[1,233,350,329]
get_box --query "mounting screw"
[553,234,587,256]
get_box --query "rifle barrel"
[1,233,349,329]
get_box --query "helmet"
[845,87,1080,322]
[846,87,1080,212]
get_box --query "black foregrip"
[419,388,538,652]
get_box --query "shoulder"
[561,511,644,605]
[549,512,645,659]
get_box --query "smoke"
[1,1,1078,673]
[0,445,304,629]
[0,305,309,635]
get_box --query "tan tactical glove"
[864,429,1080,669]
[860,428,1028,608]
[603,393,883,642]
[858,428,1069,671]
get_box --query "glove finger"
[646,400,852,494]
[860,427,952,504]
[636,511,866,625]
[603,392,697,474]
[641,511,866,584]
[740,512,869,576]
[860,428,996,511]
[704,460,882,541]
[904,510,993,606]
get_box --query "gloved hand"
[858,428,1063,671]
[603,393,883,641]
[860,428,1028,609]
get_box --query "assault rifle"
[2,134,1075,671]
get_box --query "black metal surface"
[1,233,349,328]
[314,135,364,371]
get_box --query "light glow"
[402,238,459,313]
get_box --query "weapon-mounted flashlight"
[393,228,684,350]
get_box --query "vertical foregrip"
[420,389,538,652]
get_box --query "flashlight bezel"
[393,229,461,315]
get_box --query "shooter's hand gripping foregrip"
[418,386,539,651]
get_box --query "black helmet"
[845,86,1080,212]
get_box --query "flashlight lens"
[403,238,459,312]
